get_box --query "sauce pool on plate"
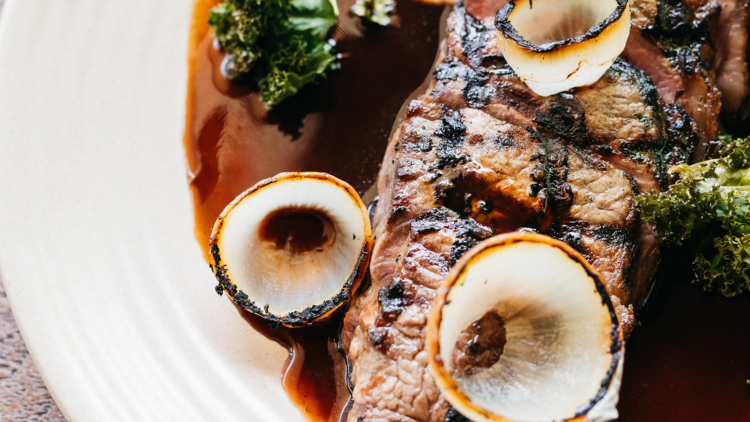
[183,0,442,420]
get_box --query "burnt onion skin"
[495,0,628,54]
[209,173,373,328]
[427,232,623,422]
[494,0,630,96]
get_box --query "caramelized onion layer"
[427,233,624,422]
[495,0,630,96]
[210,172,372,327]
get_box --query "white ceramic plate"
[0,0,302,420]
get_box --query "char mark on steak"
[426,0,745,147]
[624,0,725,160]
[344,1,721,421]
[346,104,654,421]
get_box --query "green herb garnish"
[351,0,394,26]
[637,137,750,296]
[209,0,340,107]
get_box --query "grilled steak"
[714,0,750,124]
[342,1,723,421]
[624,0,750,152]
[420,0,748,154]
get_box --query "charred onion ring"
[427,232,624,422]
[495,0,631,96]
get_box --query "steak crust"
[343,1,717,421]
[714,0,750,124]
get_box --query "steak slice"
[424,0,736,155]
[343,1,709,421]
[623,0,721,160]
[347,104,642,421]
[713,0,750,124]
[424,5,696,307]
[435,5,697,190]
[349,207,490,422]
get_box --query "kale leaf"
[694,234,750,297]
[209,0,340,107]
[351,0,395,26]
[637,137,750,296]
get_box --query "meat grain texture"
[343,0,747,420]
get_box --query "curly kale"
[351,0,394,26]
[637,137,750,296]
[694,235,750,296]
[209,0,339,107]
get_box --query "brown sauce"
[184,0,443,260]
[237,308,352,422]
[617,252,750,422]
[183,0,442,420]
[184,0,750,421]
[260,208,335,253]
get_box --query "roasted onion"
[427,232,624,422]
[495,0,631,96]
[210,172,372,327]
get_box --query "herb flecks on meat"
[209,0,339,107]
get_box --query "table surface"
[0,2,64,420]
[0,278,64,421]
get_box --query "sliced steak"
[344,1,714,421]
[713,0,750,124]
[623,0,721,160]
[348,104,642,421]
[426,0,740,140]
[437,5,696,189]
[424,5,695,302]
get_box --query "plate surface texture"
[0,0,299,420]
